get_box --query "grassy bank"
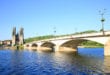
[80,40,104,48]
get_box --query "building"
[0,40,2,45]
[0,40,12,46]
[12,27,24,46]
[2,40,12,46]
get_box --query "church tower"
[12,27,24,46]
[19,27,24,45]
[12,27,16,46]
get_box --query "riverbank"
[78,46,104,48]
[0,45,24,50]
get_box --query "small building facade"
[0,40,2,45]
[0,40,12,46]
[3,40,12,46]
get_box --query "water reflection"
[0,48,109,75]
[103,56,110,74]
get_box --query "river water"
[0,48,110,75]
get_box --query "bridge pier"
[54,45,77,52]
[103,56,110,74]
[104,39,110,56]
[55,45,60,51]
[37,45,41,50]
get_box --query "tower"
[19,27,24,45]
[12,27,16,46]
[12,27,24,46]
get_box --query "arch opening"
[80,40,104,48]
[61,38,104,48]
[31,43,38,50]
[31,43,38,47]
[59,39,84,52]
[59,38,104,52]
[41,42,55,51]
[61,39,83,48]
[26,44,29,47]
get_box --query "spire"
[19,27,24,45]
[19,27,24,36]
[12,27,16,46]
[12,27,16,36]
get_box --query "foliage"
[18,44,24,50]
[74,30,97,35]
[80,40,103,47]
[25,35,54,43]
[0,44,2,46]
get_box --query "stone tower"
[12,27,24,46]
[19,27,24,45]
[12,27,16,46]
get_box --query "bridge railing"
[26,31,110,44]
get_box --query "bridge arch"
[59,39,84,51]
[61,39,83,47]
[41,42,55,51]
[31,43,38,47]
[26,44,29,47]
[30,43,38,50]
[41,42,55,47]
[59,38,104,52]
[80,38,104,46]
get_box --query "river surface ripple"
[0,48,110,75]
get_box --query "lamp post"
[101,16,105,35]
[53,27,56,38]
[99,9,106,35]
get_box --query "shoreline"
[78,46,103,48]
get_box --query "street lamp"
[99,9,106,35]
[53,27,56,38]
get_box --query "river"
[0,48,110,75]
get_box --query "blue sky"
[0,0,110,40]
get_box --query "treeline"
[80,40,103,47]
[25,35,54,43]
[74,30,97,35]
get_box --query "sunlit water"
[0,48,110,75]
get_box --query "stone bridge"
[24,31,110,56]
